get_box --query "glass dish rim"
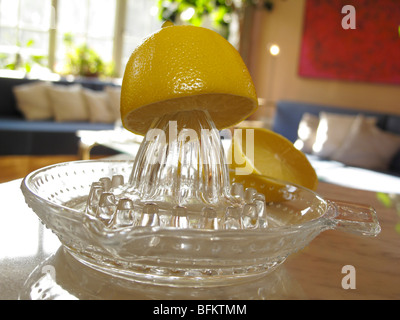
[21,159,333,238]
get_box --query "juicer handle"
[327,200,381,237]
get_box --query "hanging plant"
[157,1,276,37]
[157,0,233,29]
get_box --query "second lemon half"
[229,127,319,191]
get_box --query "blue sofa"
[0,77,116,155]
[272,100,400,176]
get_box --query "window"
[0,0,160,78]
[0,0,52,72]
[122,0,160,70]
[56,0,116,73]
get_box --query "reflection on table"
[20,247,306,300]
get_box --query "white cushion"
[13,81,53,120]
[312,112,376,158]
[47,84,89,122]
[82,88,115,123]
[294,113,319,154]
[332,115,400,171]
[105,86,121,121]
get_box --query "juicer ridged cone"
[84,110,267,230]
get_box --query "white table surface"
[0,179,61,299]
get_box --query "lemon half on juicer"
[120,21,258,136]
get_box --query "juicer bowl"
[21,160,380,286]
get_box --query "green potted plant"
[0,39,47,74]
[62,33,114,78]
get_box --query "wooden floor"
[0,155,105,184]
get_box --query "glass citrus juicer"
[21,24,380,287]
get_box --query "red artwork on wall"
[299,0,400,85]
